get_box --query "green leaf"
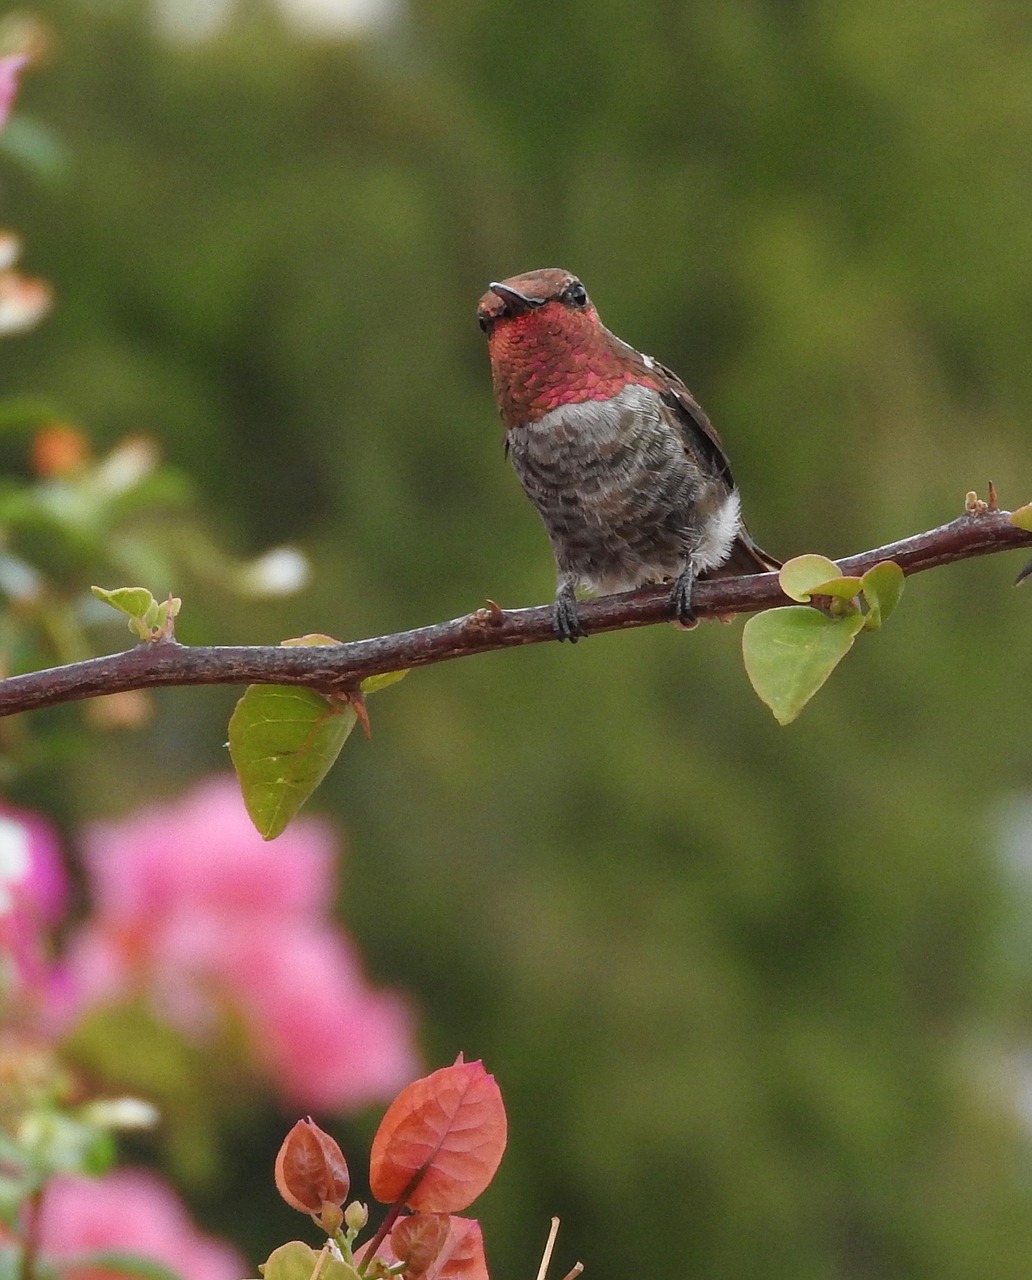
[860,561,905,629]
[91,585,180,641]
[778,554,842,602]
[360,668,410,695]
[229,685,358,840]
[91,584,156,621]
[64,1252,186,1279]
[742,607,865,724]
[808,575,862,601]
[260,1241,359,1280]
[1010,503,1032,532]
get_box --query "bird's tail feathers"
[708,529,781,579]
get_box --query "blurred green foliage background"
[5,0,1032,1275]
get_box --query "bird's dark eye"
[566,281,588,308]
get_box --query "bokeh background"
[5,0,1032,1276]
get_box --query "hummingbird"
[478,267,780,641]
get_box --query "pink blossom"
[36,1168,243,1280]
[0,805,69,1005]
[0,55,27,132]
[55,775,418,1110]
[228,927,416,1110]
[82,774,335,925]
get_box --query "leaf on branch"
[91,585,181,642]
[778,554,844,602]
[369,1058,507,1213]
[229,684,358,841]
[361,668,410,695]
[1010,503,1032,532]
[742,607,865,725]
[279,633,343,648]
[860,561,905,630]
[230,635,409,837]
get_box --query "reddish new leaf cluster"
[374,1214,488,1280]
[274,1057,506,1280]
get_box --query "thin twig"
[0,508,1028,719]
[535,1218,561,1280]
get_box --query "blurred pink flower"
[54,776,417,1109]
[226,927,415,1110]
[37,1168,243,1280]
[0,54,27,131]
[0,805,69,1006]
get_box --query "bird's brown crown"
[478,268,657,424]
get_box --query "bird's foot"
[553,584,586,643]
[667,567,698,629]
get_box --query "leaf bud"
[391,1213,451,1277]
[317,1202,344,1235]
[274,1118,350,1216]
[344,1200,369,1232]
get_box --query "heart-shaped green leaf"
[778,554,842,602]
[229,685,358,840]
[742,606,865,724]
[860,561,905,629]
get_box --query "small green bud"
[344,1200,369,1232]
[318,1201,344,1234]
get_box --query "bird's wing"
[647,355,781,575]
[644,355,737,492]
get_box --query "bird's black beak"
[489,282,544,314]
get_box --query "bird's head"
[478,269,642,423]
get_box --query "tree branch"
[1,508,1029,719]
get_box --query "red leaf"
[363,1216,489,1280]
[431,1216,489,1280]
[274,1118,350,1215]
[369,1059,507,1212]
[391,1212,452,1277]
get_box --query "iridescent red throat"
[488,302,653,424]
